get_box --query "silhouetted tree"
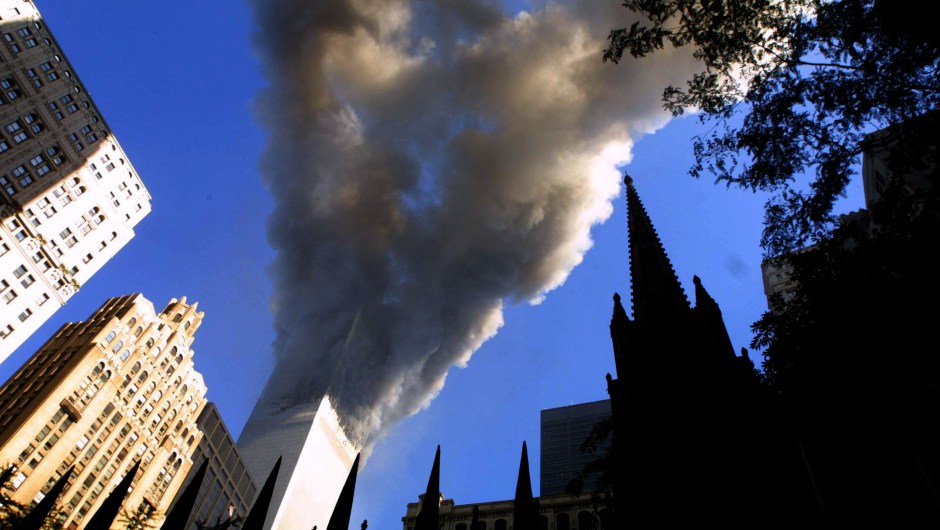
[753,181,940,410]
[605,0,939,254]
[564,417,614,499]
[196,514,243,530]
[0,465,65,530]
[118,503,160,530]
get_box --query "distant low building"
[402,492,607,530]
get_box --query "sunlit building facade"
[0,0,152,363]
[237,395,359,530]
[0,294,207,529]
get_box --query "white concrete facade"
[0,0,151,364]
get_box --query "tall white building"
[237,394,359,530]
[0,0,152,363]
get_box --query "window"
[112,340,124,352]
[39,61,52,72]
[36,292,49,306]
[17,28,31,37]
[13,265,27,278]
[5,120,20,133]
[24,38,37,48]
[20,274,34,289]
[120,349,131,361]
[0,176,14,196]
[0,140,8,152]
[18,308,32,322]
[59,228,78,248]
[3,289,16,304]
[0,324,13,339]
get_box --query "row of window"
[2,25,42,55]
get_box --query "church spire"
[624,174,690,325]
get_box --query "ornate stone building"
[0,0,152,363]
[0,294,207,528]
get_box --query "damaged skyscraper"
[237,388,359,530]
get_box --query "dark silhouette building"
[605,176,819,527]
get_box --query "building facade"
[539,400,610,497]
[402,492,606,530]
[0,0,152,363]
[0,294,207,529]
[237,394,359,530]
[168,402,257,529]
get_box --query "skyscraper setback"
[0,294,208,528]
[0,0,152,363]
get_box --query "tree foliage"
[0,465,64,530]
[605,0,940,254]
[751,181,940,409]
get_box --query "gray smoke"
[249,0,700,448]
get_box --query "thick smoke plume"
[249,0,700,448]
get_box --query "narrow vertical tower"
[624,175,690,328]
[414,445,441,530]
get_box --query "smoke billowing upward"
[249,0,700,448]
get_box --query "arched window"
[183,321,191,330]
[172,314,182,323]
[138,371,148,382]
[175,354,183,364]
[131,362,141,374]
[120,349,131,361]
[104,331,116,344]
[578,511,594,530]
[170,346,178,355]
[134,326,143,337]
[556,513,570,530]
[111,340,123,352]
[127,317,136,327]
[146,338,154,348]
[153,390,163,402]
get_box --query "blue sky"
[1,1,864,527]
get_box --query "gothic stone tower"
[605,176,816,526]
